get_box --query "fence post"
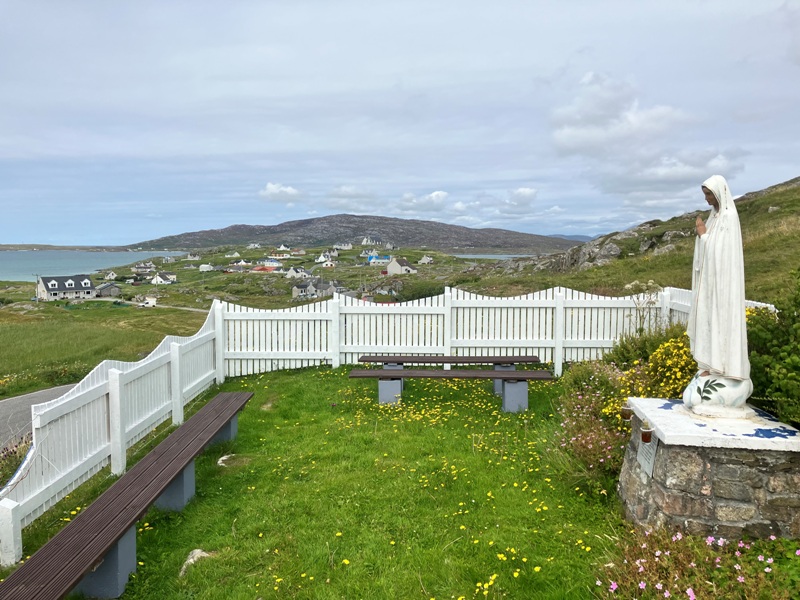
[170,342,183,425]
[0,498,22,566]
[660,290,671,325]
[109,368,126,475]
[554,293,565,377]
[443,287,453,366]
[330,296,341,368]
[214,300,226,384]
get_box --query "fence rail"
[0,286,773,564]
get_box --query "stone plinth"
[618,397,800,539]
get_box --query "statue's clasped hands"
[695,215,707,236]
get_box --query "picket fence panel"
[0,286,774,565]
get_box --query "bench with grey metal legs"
[358,355,544,398]
[0,391,253,600]
[349,368,553,413]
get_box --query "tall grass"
[0,302,205,397]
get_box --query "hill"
[466,176,800,304]
[129,214,580,254]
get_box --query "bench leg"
[385,362,404,391]
[493,364,515,396]
[502,380,529,413]
[73,525,136,599]
[378,379,402,404]
[155,459,196,511]
[208,413,239,447]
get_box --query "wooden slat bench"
[0,391,253,600]
[349,368,553,413]
[358,354,543,396]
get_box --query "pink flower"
[769,535,776,540]
[686,588,696,600]
[758,555,765,561]
[767,557,773,563]
[737,576,744,583]
[639,581,646,590]
[596,580,602,586]
[796,549,800,556]
[609,581,618,592]
[734,564,741,570]
[705,536,715,546]
[664,591,671,598]
[765,567,772,573]
[656,583,663,590]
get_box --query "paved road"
[0,385,74,449]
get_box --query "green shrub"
[556,362,629,479]
[39,361,92,386]
[747,270,800,424]
[602,322,687,369]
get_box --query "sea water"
[0,250,185,283]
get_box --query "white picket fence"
[0,286,773,564]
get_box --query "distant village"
[34,236,436,305]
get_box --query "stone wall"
[619,414,800,539]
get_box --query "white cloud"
[552,72,689,157]
[329,185,375,199]
[259,182,300,200]
[511,187,537,198]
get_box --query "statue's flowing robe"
[686,175,750,380]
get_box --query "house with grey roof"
[36,275,97,301]
[386,257,418,275]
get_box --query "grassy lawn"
[3,367,799,598]
[7,368,615,599]
[121,369,622,599]
[0,301,207,397]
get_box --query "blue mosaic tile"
[743,427,798,440]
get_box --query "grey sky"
[1,1,798,245]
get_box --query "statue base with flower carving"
[681,372,756,419]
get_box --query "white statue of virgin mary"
[682,175,754,417]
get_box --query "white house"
[270,252,291,260]
[185,253,201,261]
[333,242,353,251]
[285,266,312,279]
[230,259,252,267]
[277,244,291,251]
[151,272,177,285]
[418,255,434,264]
[246,243,261,250]
[224,251,241,258]
[162,256,176,264]
[36,275,96,301]
[322,260,337,268]
[386,257,418,275]
[103,271,118,280]
[199,264,215,272]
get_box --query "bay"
[453,254,533,260]
[0,250,185,283]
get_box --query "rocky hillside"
[130,214,580,254]
[474,176,800,276]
